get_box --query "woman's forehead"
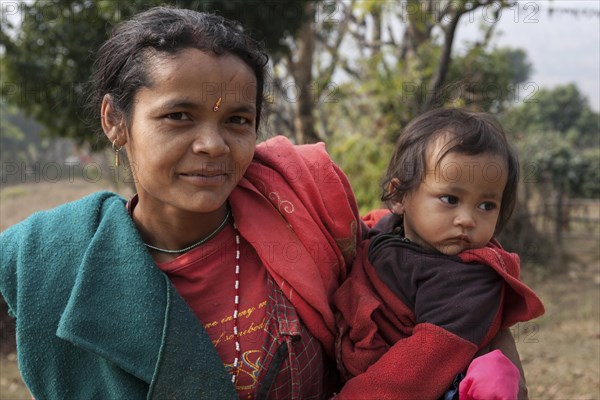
[139,48,257,105]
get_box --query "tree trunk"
[555,188,564,246]
[291,2,318,144]
[422,8,462,111]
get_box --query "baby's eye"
[165,112,191,121]
[478,202,497,211]
[440,195,458,205]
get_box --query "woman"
[0,6,525,399]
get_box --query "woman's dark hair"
[89,6,269,130]
[382,108,519,234]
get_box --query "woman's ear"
[101,94,127,146]
[387,178,405,215]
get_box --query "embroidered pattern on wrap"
[269,192,295,214]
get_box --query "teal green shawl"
[0,192,237,399]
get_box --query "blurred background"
[1,0,598,398]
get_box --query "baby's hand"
[459,349,519,400]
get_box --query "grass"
[0,187,27,202]
[515,233,600,399]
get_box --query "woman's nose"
[191,124,229,157]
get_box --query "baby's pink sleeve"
[459,350,520,400]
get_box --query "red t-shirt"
[157,223,268,399]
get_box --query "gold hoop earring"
[112,139,122,167]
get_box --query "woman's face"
[111,48,258,218]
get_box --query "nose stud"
[213,97,222,112]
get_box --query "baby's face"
[394,140,508,256]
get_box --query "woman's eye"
[440,195,458,205]
[165,112,190,121]
[478,202,497,211]
[229,116,251,125]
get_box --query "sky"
[455,0,600,111]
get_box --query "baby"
[334,108,545,399]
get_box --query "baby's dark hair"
[89,6,269,130]
[382,108,519,234]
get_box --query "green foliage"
[322,78,396,214]
[160,0,312,55]
[579,148,600,197]
[503,84,600,198]
[503,83,599,148]
[1,1,107,142]
[1,0,310,145]
[519,131,600,198]
[0,105,25,142]
[328,131,394,215]
[356,52,428,139]
[0,102,44,165]
[447,47,532,112]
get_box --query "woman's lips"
[179,171,228,184]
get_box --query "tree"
[503,83,600,148]
[445,47,532,113]
[0,0,311,146]
[1,1,107,143]
[503,84,599,201]
[268,0,524,144]
[265,0,353,144]
[502,84,600,248]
